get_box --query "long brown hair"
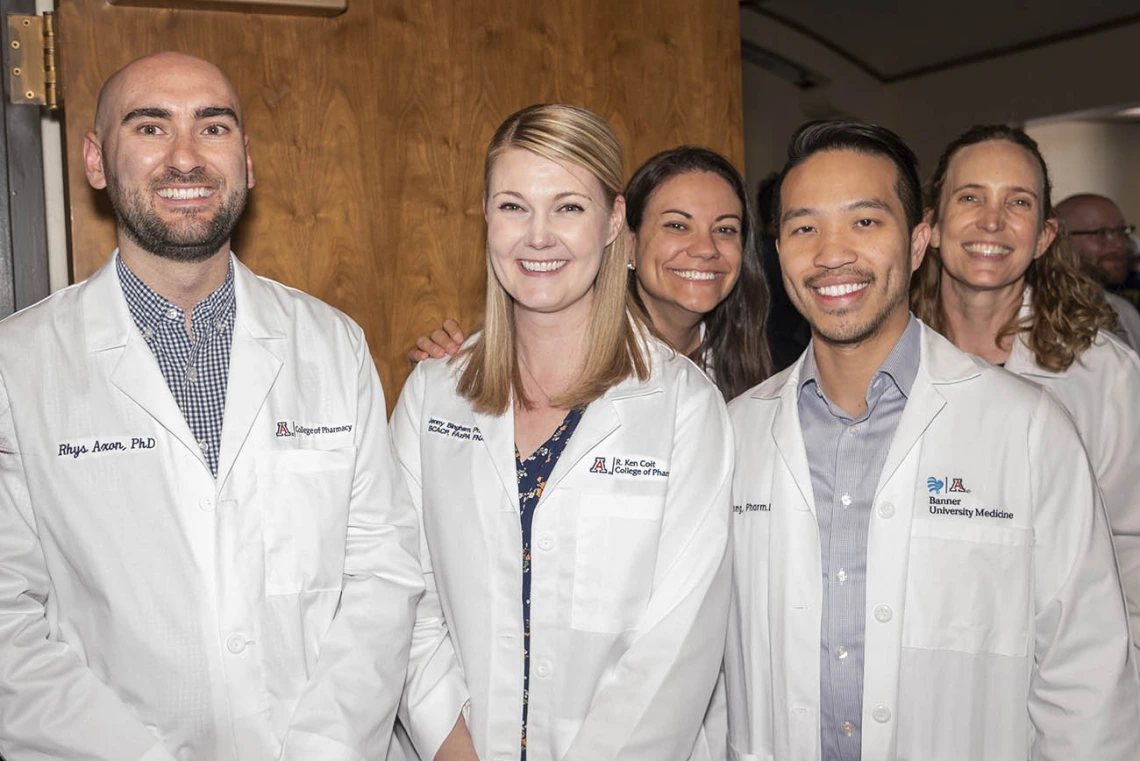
[911,124,1115,371]
[623,146,772,399]
[456,104,651,414]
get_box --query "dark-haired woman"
[410,146,773,400]
[911,123,1140,656]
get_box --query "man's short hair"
[776,120,923,233]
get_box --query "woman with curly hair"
[911,123,1140,654]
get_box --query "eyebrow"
[661,209,743,222]
[781,198,892,225]
[951,182,1039,199]
[121,105,240,125]
[490,190,593,202]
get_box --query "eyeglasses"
[1068,224,1136,241]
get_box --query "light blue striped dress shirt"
[796,316,920,761]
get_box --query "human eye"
[1010,197,1032,208]
[715,224,740,236]
[957,193,978,203]
[664,221,688,231]
[202,123,231,136]
[854,218,877,228]
[137,123,165,136]
[789,224,815,235]
[558,202,585,213]
[497,201,524,212]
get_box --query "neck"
[812,309,909,417]
[514,302,591,407]
[118,239,231,316]
[939,276,1023,364]
[637,285,702,354]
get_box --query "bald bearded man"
[1057,193,1140,351]
[0,52,421,761]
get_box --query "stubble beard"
[106,167,247,263]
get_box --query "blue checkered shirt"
[116,253,236,477]
[797,316,920,761]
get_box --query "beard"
[105,167,247,263]
[799,267,910,346]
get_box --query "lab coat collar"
[752,319,981,511]
[83,252,286,485]
[469,334,671,510]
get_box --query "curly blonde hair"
[910,125,1115,372]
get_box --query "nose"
[526,215,556,249]
[976,201,1005,232]
[813,228,858,269]
[688,229,721,260]
[168,130,205,174]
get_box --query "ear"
[628,228,639,269]
[244,134,255,189]
[923,208,940,249]
[1035,217,1058,260]
[606,195,627,247]
[83,132,107,190]
[909,220,932,274]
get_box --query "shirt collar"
[798,314,922,403]
[116,252,236,334]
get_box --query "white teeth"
[815,282,868,297]
[519,259,566,272]
[962,243,1011,256]
[157,187,213,200]
[673,270,718,281]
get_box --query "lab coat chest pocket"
[256,446,356,595]
[571,490,665,634]
[902,520,1032,656]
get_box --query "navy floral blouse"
[516,407,585,760]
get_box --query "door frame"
[0,0,49,317]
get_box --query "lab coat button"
[225,634,247,654]
[537,534,555,551]
[199,497,215,512]
[878,502,895,519]
[874,604,893,623]
[534,659,552,677]
[872,705,891,723]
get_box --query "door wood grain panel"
[57,0,743,406]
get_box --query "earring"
[626,261,635,271]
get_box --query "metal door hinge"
[7,12,58,109]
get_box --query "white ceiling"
[743,0,1140,81]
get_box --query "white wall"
[741,12,1140,201]
[1026,119,1140,226]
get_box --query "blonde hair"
[911,126,1115,372]
[456,104,651,414]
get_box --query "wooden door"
[57,0,744,406]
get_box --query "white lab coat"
[389,333,732,761]
[0,254,423,761]
[1106,290,1140,353]
[724,321,1140,761]
[1004,292,1140,660]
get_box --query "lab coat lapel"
[473,407,522,509]
[541,393,622,498]
[771,379,816,515]
[87,256,210,473]
[216,261,284,489]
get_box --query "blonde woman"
[911,123,1140,656]
[390,104,733,761]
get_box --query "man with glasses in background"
[1057,193,1140,351]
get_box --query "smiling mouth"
[962,242,1012,256]
[814,282,868,297]
[519,260,567,273]
[156,187,216,200]
[672,269,720,281]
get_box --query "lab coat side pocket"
[571,493,664,634]
[903,520,1033,657]
[256,447,356,595]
